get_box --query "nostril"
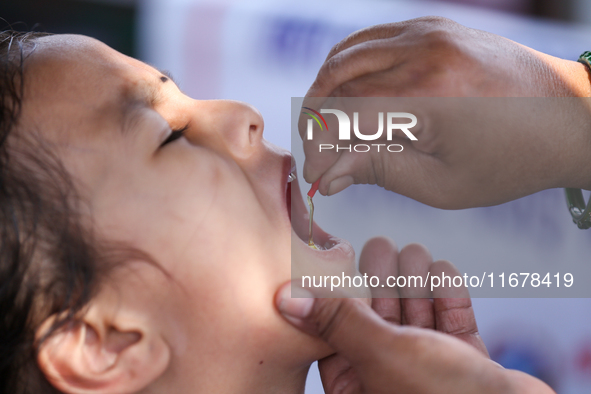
[248,124,259,145]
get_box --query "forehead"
[23,35,164,140]
[30,34,162,103]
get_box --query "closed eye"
[160,124,189,147]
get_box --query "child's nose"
[191,100,264,160]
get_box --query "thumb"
[275,282,394,367]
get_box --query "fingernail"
[277,283,315,320]
[327,176,353,196]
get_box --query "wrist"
[566,59,591,97]
[514,41,591,96]
[541,55,591,97]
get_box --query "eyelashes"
[160,124,189,147]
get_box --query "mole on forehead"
[119,71,168,107]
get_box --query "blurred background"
[2,0,591,392]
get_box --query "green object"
[564,52,591,229]
[579,51,591,70]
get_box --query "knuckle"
[416,15,457,28]
[350,22,393,41]
[327,23,387,59]
[436,307,478,336]
[411,17,464,58]
[324,54,344,76]
[420,28,461,56]
[315,56,342,88]
[326,40,345,60]
[327,27,365,56]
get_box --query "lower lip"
[287,182,292,223]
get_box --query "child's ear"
[36,299,171,394]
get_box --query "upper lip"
[284,156,296,190]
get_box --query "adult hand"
[275,237,555,393]
[301,17,591,208]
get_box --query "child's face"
[24,35,364,388]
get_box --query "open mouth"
[286,165,337,250]
[282,156,365,299]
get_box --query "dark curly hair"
[0,30,105,394]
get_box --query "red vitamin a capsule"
[308,178,321,198]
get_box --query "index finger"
[323,22,407,61]
[306,19,429,98]
[306,37,406,98]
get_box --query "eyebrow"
[119,86,160,138]
[119,68,177,138]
